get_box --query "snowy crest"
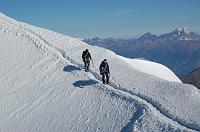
[174,27,192,35]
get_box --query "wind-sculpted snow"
[117,56,182,83]
[0,12,200,131]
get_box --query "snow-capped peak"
[173,27,192,35]
[159,27,200,40]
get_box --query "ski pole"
[91,59,95,69]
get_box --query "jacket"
[99,61,110,75]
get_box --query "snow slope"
[117,56,182,83]
[0,12,200,132]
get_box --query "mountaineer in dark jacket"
[82,49,92,72]
[99,59,110,84]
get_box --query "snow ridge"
[14,21,198,131]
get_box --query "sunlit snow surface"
[117,56,181,83]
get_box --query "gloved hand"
[108,73,110,77]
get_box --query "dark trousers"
[84,61,90,71]
[102,73,109,84]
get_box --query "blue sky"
[0,0,200,38]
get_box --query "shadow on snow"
[73,79,99,88]
[63,65,81,72]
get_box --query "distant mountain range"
[183,66,200,89]
[83,28,200,77]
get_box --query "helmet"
[85,49,88,52]
[103,59,107,62]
